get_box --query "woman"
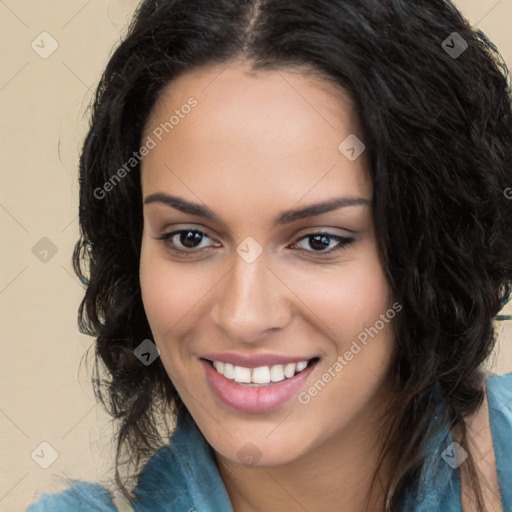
[26,0,512,511]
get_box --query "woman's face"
[139,62,397,466]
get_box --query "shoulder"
[130,425,209,510]
[25,413,231,512]
[132,443,193,509]
[486,371,512,414]
[461,371,512,512]
[131,412,233,511]
[485,372,512,481]
[465,371,512,439]
[25,481,117,512]
[485,371,512,462]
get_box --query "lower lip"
[201,359,317,414]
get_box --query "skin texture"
[139,61,399,512]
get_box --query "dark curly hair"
[72,0,512,510]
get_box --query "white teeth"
[223,363,235,380]
[233,366,252,383]
[270,364,285,382]
[283,363,296,378]
[296,361,308,372]
[213,361,224,373]
[252,366,271,384]
[211,359,313,384]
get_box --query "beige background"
[0,1,511,511]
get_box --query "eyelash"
[155,229,355,256]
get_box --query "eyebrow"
[143,192,372,225]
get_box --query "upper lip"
[201,352,317,368]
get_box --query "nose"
[211,252,291,344]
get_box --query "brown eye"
[291,233,355,254]
[157,230,215,252]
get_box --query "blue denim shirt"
[26,372,512,512]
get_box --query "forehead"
[140,62,371,212]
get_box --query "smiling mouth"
[203,357,320,387]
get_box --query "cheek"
[289,262,395,439]
[286,251,395,405]
[283,254,392,345]
[335,264,391,336]
[139,242,206,343]
[139,250,212,389]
